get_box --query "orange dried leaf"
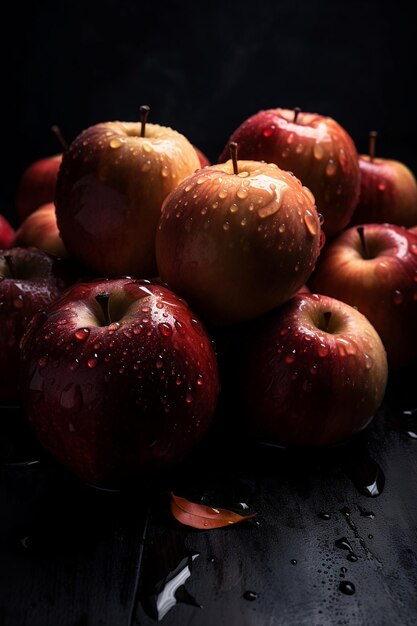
[170,492,256,529]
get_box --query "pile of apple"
[1,105,417,488]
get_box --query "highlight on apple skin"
[19,278,220,487]
[241,293,388,448]
[156,158,322,326]
[218,107,361,238]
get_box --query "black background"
[3,0,416,227]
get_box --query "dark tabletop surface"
[1,362,417,626]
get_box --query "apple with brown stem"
[55,106,201,278]
[156,143,322,326]
[218,107,360,238]
[349,130,417,227]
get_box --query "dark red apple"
[309,223,417,370]
[55,109,200,278]
[349,131,417,227]
[242,293,388,447]
[0,247,70,403]
[218,107,361,238]
[156,154,322,325]
[0,213,15,248]
[19,278,220,487]
[13,202,68,258]
[194,145,211,167]
[15,153,62,222]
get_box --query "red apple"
[349,131,417,227]
[218,107,360,238]
[0,213,15,248]
[410,225,417,235]
[15,153,62,222]
[194,145,211,167]
[0,247,71,403]
[55,109,201,278]
[19,277,220,487]
[309,223,417,370]
[13,202,68,258]
[156,154,322,326]
[241,293,388,447]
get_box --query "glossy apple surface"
[242,293,387,447]
[16,153,62,222]
[350,156,417,227]
[0,247,70,403]
[13,202,68,258]
[55,121,200,278]
[156,159,322,325]
[19,278,220,487]
[194,145,211,167]
[0,214,15,248]
[218,108,360,238]
[309,224,417,370]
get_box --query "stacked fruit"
[1,105,416,487]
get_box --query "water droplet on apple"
[185,184,193,192]
[110,138,123,149]
[87,355,98,368]
[123,329,133,339]
[378,181,386,191]
[133,325,143,335]
[223,222,230,231]
[218,189,228,199]
[69,359,80,371]
[393,289,404,304]
[196,374,204,386]
[161,165,169,178]
[263,127,274,138]
[191,318,204,336]
[237,187,249,200]
[339,581,355,595]
[196,176,206,185]
[74,328,90,341]
[304,210,318,236]
[325,160,337,176]
[364,353,373,369]
[185,391,193,404]
[313,143,325,160]
[229,203,239,213]
[143,142,152,153]
[317,343,330,358]
[13,295,24,309]
[158,322,173,337]
[141,160,152,172]
[174,319,186,335]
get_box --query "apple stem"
[140,105,150,137]
[3,255,14,278]
[95,293,112,325]
[230,142,239,175]
[357,226,370,259]
[369,130,378,162]
[323,311,332,332]
[293,107,301,123]
[51,125,69,151]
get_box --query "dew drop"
[156,357,163,369]
[110,138,123,149]
[175,320,186,335]
[339,581,355,595]
[74,328,90,341]
[263,127,274,138]
[243,590,258,601]
[185,392,193,404]
[326,160,337,176]
[143,142,152,153]
[317,343,330,358]
[304,210,318,235]
[158,322,173,337]
[229,203,239,213]
[196,374,204,386]
[364,353,373,369]
[237,187,249,200]
[191,318,204,336]
[161,165,169,178]
[313,143,325,160]
[393,289,404,304]
[218,189,228,199]
[278,224,286,233]
[184,184,193,192]
[223,222,230,231]
[258,203,279,219]
[290,559,298,565]
[196,176,206,185]
[141,160,152,172]
[378,182,386,191]
[87,355,98,369]
[318,511,331,520]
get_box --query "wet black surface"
[1,363,417,626]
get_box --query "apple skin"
[241,293,388,448]
[16,153,62,222]
[13,202,68,258]
[0,214,15,248]
[218,108,360,238]
[309,223,417,370]
[409,225,417,235]
[156,159,322,326]
[55,121,201,278]
[349,156,417,227]
[194,145,211,167]
[0,246,71,403]
[19,278,220,487]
